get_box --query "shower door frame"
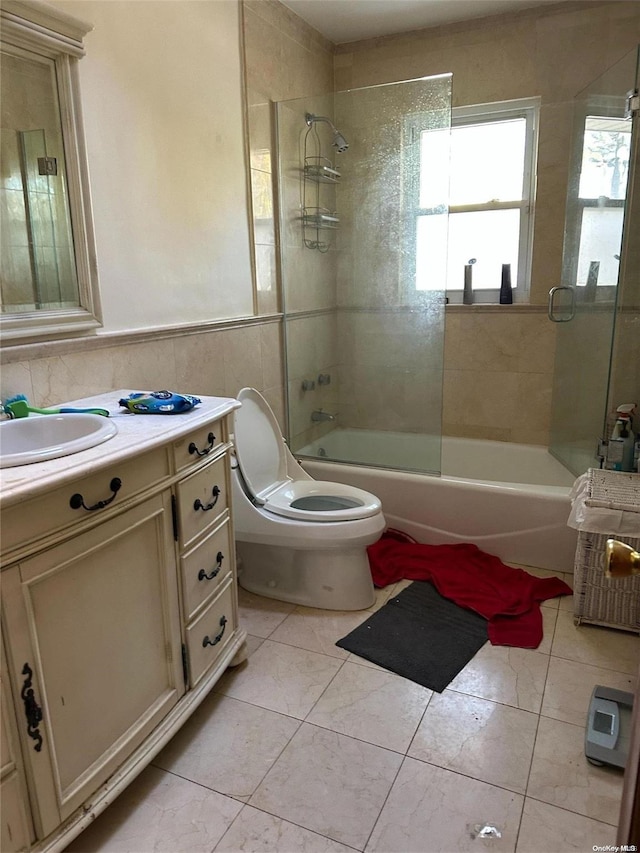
[548,46,640,477]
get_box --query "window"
[408,98,539,303]
[565,113,631,294]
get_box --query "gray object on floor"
[585,684,634,769]
[336,581,488,693]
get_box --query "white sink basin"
[0,414,118,468]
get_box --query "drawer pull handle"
[198,551,224,581]
[188,433,216,457]
[194,485,221,512]
[202,615,227,647]
[21,664,43,752]
[69,477,122,511]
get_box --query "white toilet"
[231,388,386,610]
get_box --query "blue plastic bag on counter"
[118,391,201,414]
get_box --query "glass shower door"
[548,47,639,476]
[277,74,452,475]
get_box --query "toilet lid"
[234,388,289,503]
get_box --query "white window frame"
[405,97,539,304]
[563,101,631,301]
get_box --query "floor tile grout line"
[404,687,436,758]
[522,793,620,828]
[214,800,364,853]
[147,763,252,804]
[152,711,306,805]
[361,753,407,853]
[209,684,322,723]
[547,648,639,677]
[515,646,552,850]
[242,630,359,663]
[302,656,350,723]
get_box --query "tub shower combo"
[275,50,639,574]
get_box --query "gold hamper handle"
[605,539,640,578]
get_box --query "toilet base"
[236,542,376,610]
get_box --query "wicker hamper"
[573,469,640,633]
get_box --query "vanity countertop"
[0,390,240,508]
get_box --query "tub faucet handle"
[311,409,337,423]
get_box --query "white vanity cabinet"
[1,635,35,852]
[0,394,247,852]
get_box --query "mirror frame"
[1,0,102,343]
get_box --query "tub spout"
[311,409,337,423]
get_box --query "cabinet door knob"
[202,615,227,647]
[188,433,216,457]
[198,552,224,581]
[194,485,221,512]
[69,477,122,511]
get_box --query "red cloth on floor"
[367,530,572,649]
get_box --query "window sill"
[445,303,547,313]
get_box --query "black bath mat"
[336,581,488,693]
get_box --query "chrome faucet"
[311,409,337,423]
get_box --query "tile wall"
[242,0,338,449]
[332,0,640,446]
[244,0,640,449]
[1,320,285,431]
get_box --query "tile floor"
[66,568,639,853]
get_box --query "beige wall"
[242,0,338,446]
[1,319,281,412]
[56,0,255,332]
[1,0,284,423]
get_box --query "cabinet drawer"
[186,581,235,687]
[1,447,170,557]
[180,516,232,621]
[176,454,228,548]
[172,420,226,473]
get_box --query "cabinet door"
[1,637,34,852]
[1,492,184,838]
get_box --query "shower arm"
[305,113,337,133]
[305,113,349,153]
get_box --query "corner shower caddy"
[302,120,341,252]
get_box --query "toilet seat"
[234,388,381,523]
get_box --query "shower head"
[332,131,349,154]
[305,113,349,153]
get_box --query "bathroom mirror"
[0,0,101,343]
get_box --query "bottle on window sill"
[463,258,476,305]
[499,263,513,304]
[585,260,599,302]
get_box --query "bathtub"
[298,429,579,573]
